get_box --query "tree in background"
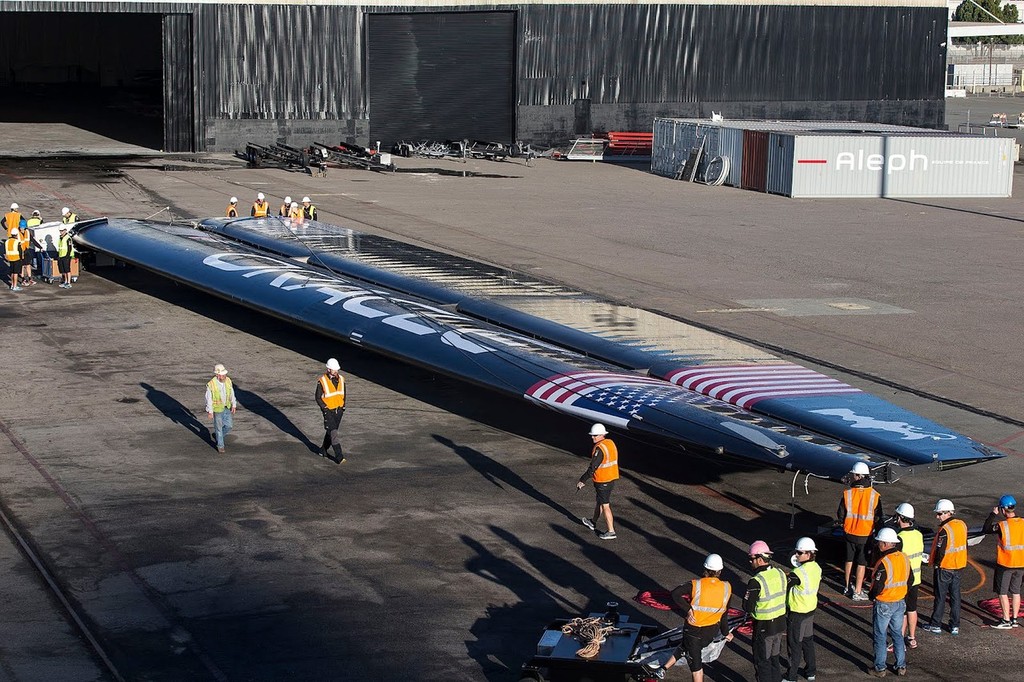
[953,0,1024,44]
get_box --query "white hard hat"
[703,553,724,571]
[10,202,18,210]
[284,196,292,203]
[896,503,915,520]
[875,527,899,544]
[257,192,265,200]
[61,207,70,215]
[851,462,870,476]
[325,358,341,371]
[934,498,955,514]
[589,423,608,436]
[229,197,238,203]
[302,196,311,203]
[290,201,298,208]
[213,364,228,376]
[795,537,817,553]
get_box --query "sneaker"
[217,447,225,453]
[886,643,894,653]
[581,517,596,531]
[1013,618,1020,628]
[852,591,869,601]
[868,668,888,677]
[10,286,21,291]
[843,584,853,598]
[897,668,907,676]
[598,531,617,540]
[950,627,959,636]
[807,677,816,681]
[783,678,797,682]
[921,625,942,634]
[906,636,918,649]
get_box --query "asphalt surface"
[2,104,1024,681]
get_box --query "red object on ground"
[978,597,1024,618]
[634,590,752,636]
[600,131,653,155]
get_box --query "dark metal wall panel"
[367,11,515,146]
[194,3,362,122]
[0,2,188,12]
[518,4,947,106]
[163,13,194,152]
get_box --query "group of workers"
[203,358,346,462]
[3,203,79,291]
[226,193,318,222]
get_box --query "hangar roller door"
[367,11,515,147]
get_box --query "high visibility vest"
[4,211,21,234]
[279,203,290,217]
[319,374,345,409]
[302,204,317,220]
[58,234,76,258]
[591,439,619,483]
[788,560,821,614]
[252,201,269,217]
[4,237,20,261]
[26,217,42,227]
[898,527,925,584]
[875,552,911,602]
[207,377,234,413]
[18,230,30,250]
[62,213,78,224]
[843,487,880,537]
[752,566,787,621]
[931,518,967,570]
[997,517,1024,568]
[289,206,302,220]
[687,577,731,628]
[226,205,238,218]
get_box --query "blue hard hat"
[1000,495,1017,508]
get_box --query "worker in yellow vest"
[288,201,302,221]
[922,498,967,636]
[3,202,22,237]
[4,226,23,291]
[837,461,883,600]
[576,423,619,540]
[743,540,786,682]
[279,196,293,217]
[61,207,79,224]
[226,197,239,218]
[661,553,734,682]
[204,364,237,453]
[785,537,821,682]
[316,358,346,463]
[985,494,1024,629]
[251,192,269,217]
[301,196,318,221]
[889,503,924,649]
[26,210,42,227]
[868,527,913,677]
[57,227,76,289]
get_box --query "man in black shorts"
[57,227,76,289]
[985,494,1024,628]
[576,423,619,540]
[660,553,734,681]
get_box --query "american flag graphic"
[663,363,861,409]
[524,372,685,426]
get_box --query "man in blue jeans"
[205,363,237,453]
[868,527,913,677]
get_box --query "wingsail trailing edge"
[72,217,1004,480]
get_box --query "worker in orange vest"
[226,197,239,218]
[251,192,269,217]
[922,498,967,636]
[278,196,293,217]
[868,527,913,677]
[837,462,883,600]
[576,423,619,540]
[4,226,23,291]
[315,358,346,464]
[984,494,1024,629]
[660,553,734,681]
[3,202,23,237]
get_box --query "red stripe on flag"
[797,159,827,164]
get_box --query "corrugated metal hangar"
[0,0,948,153]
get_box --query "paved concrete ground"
[1,104,1024,681]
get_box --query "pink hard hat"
[748,540,772,557]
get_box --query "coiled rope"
[561,617,615,659]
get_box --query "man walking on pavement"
[891,503,923,649]
[576,423,618,540]
[838,461,883,601]
[316,358,346,463]
[984,494,1024,629]
[784,537,820,682]
[205,364,237,453]
[868,527,913,677]
[922,498,967,636]
[744,540,787,682]
[659,553,734,682]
